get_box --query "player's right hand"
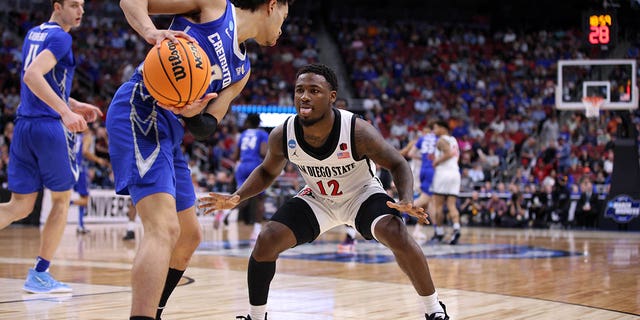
[144,29,198,48]
[199,193,241,215]
[157,93,218,117]
[62,111,87,132]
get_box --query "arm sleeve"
[183,113,219,141]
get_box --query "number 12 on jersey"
[316,180,343,196]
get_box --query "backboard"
[556,59,638,110]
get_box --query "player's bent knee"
[374,216,410,247]
[147,223,181,246]
[180,227,203,250]
[252,227,292,260]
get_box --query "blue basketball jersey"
[169,1,251,93]
[416,132,437,194]
[417,133,437,171]
[18,22,75,118]
[235,128,268,188]
[107,0,250,209]
[238,129,268,164]
[128,0,250,95]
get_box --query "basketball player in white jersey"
[200,64,449,320]
[430,120,462,245]
[403,123,437,240]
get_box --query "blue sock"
[78,206,85,229]
[34,256,50,272]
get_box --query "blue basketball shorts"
[419,168,435,195]
[106,81,195,211]
[8,117,79,193]
[235,161,261,188]
[74,166,89,197]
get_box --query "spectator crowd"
[0,0,639,230]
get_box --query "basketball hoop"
[582,96,604,119]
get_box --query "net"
[582,96,605,119]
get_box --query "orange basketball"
[143,38,211,107]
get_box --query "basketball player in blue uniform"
[71,128,109,234]
[233,113,269,240]
[71,132,90,234]
[107,0,292,319]
[407,124,438,240]
[201,64,449,320]
[0,0,101,294]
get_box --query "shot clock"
[585,11,617,48]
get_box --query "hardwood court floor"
[0,221,638,320]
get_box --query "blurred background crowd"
[0,0,639,229]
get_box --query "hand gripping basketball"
[143,38,211,107]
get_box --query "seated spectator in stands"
[0,121,13,148]
[529,183,552,228]
[503,192,525,228]
[541,169,557,189]
[460,168,475,192]
[510,167,528,188]
[489,115,505,134]
[540,115,559,147]
[480,181,493,194]
[494,182,510,197]
[468,163,485,183]
[486,193,506,226]
[594,171,608,186]
[477,147,500,179]
[468,122,485,140]
[577,146,595,170]
[460,191,486,225]
[519,136,538,169]
[459,149,473,170]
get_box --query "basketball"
[143,38,211,107]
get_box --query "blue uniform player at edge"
[233,113,269,241]
[105,0,293,319]
[0,0,102,294]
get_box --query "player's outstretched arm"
[199,124,289,211]
[353,118,428,224]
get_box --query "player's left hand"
[71,101,103,123]
[386,201,429,224]
[157,93,218,117]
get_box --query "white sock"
[435,226,445,236]
[421,291,444,315]
[453,223,460,230]
[250,304,267,320]
[127,221,135,232]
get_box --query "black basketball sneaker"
[425,301,450,320]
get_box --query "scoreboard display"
[585,11,617,47]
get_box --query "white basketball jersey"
[284,109,378,201]
[435,135,459,172]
